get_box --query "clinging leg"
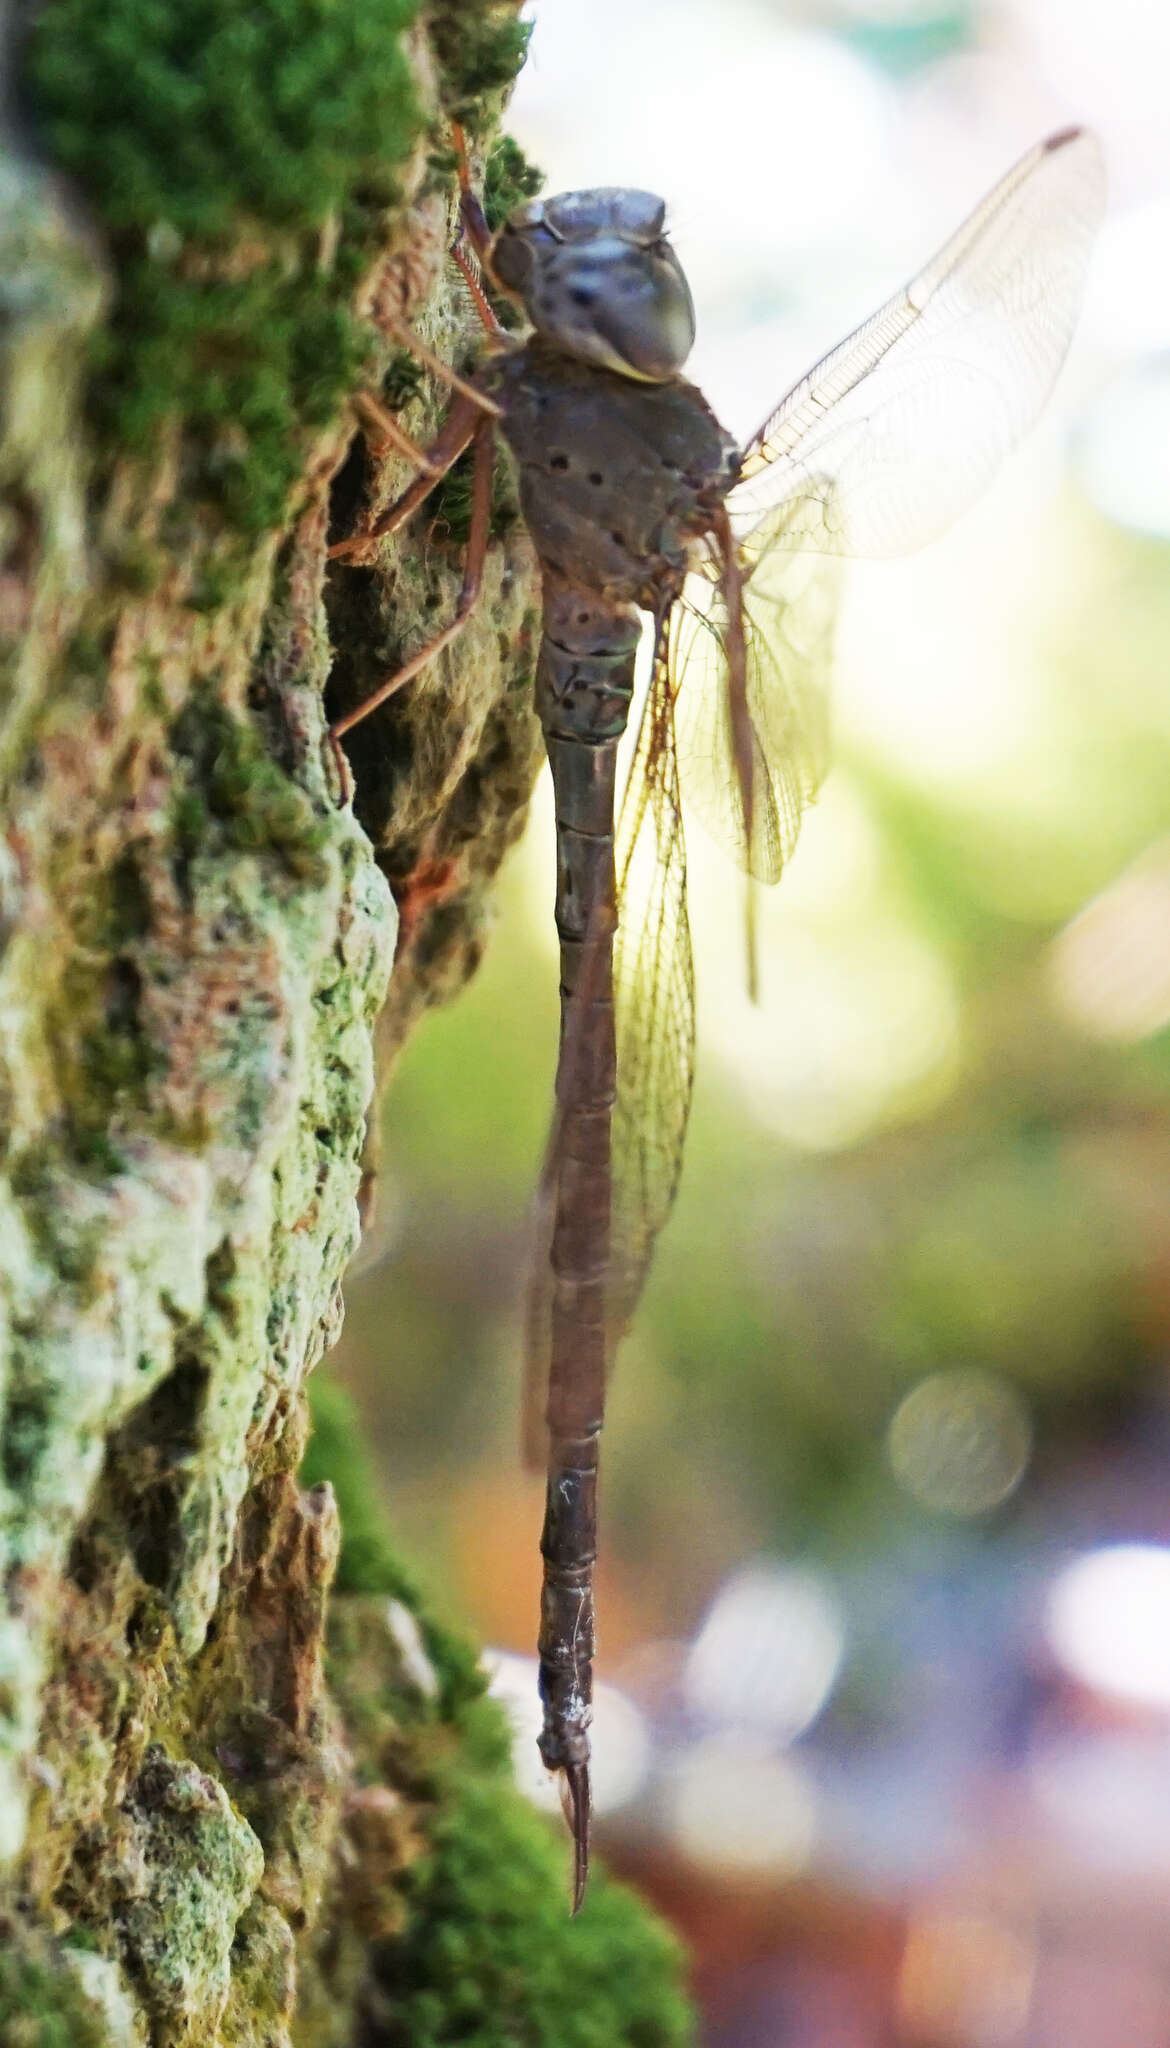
[351,390,444,477]
[449,121,521,343]
[329,390,485,566]
[381,316,503,419]
[451,120,495,265]
[330,413,495,743]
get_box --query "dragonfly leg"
[351,389,444,478]
[451,120,494,266]
[329,414,495,743]
[451,242,509,342]
[382,315,503,419]
[328,391,484,567]
[449,121,518,342]
[563,1761,591,1915]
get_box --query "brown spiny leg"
[333,125,509,589]
[330,412,495,749]
[351,389,444,477]
[328,390,485,568]
[451,120,495,265]
[450,121,520,343]
[381,316,503,419]
[452,243,510,342]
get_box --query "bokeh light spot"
[1076,360,1170,540]
[899,1908,1035,2048]
[1046,1544,1170,1711]
[668,1736,817,1877]
[684,1563,844,1739]
[887,1368,1031,1516]
[1051,842,1170,1040]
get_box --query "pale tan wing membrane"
[728,127,1105,556]
[674,511,841,882]
[680,127,1101,882]
[608,632,696,1340]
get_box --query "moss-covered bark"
[0,3,694,2042]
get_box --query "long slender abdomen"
[533,582,640,1906]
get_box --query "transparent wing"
[608,629,696,1338]
[677,128,1101,881]
[674,507,842,882]
[727,127,1105,556]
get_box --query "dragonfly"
[328,126,1104,1907]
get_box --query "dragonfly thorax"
[492,188,696,384]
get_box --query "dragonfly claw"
[562,1760,591,1913]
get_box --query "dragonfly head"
[491,189,696,382]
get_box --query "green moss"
[45,955,158,1166]
[303,1378,503,1766]
[22,0,538,536]
[381,1777,695,2048]
[1,1378,57,1496]
[382,350,428,413]
[482,135,543,234]
[68,850,152,956]
[302,1380,414,1604]
[23,0,425,535]
[25,0,419,239]
[430,3,532,129]
[169,692,332,886]
[223,1899,296,2046]
[85,259,375,537]
[429,441,520,549]
[117,1748,264,2030]
[7,1154,106,1285]
[0,1934,112,2048]
[62,625,116,703]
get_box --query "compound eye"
[491,226,535,295]
[593,250,696,379]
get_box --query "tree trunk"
[0,6,693,2042]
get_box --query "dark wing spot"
[571,287,597,308]
[550,452,570,472]
[588,471,604,487]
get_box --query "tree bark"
[0,6,631,2040]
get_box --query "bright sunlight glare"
[1046,1545,1170,1712]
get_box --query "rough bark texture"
[0,4,666,2041]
